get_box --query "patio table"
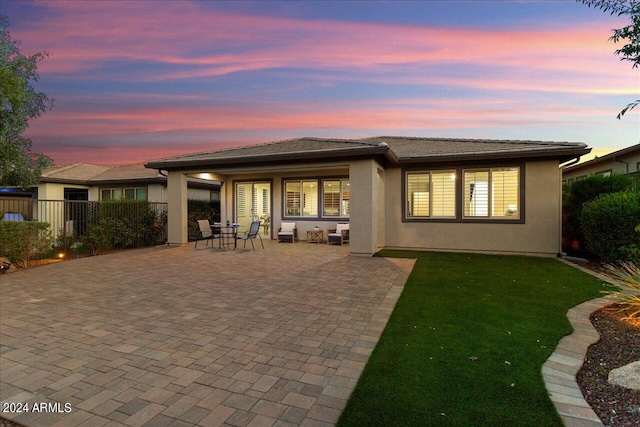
[213,223,241,249]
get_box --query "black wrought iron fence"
[630,171,639,192]
[0,198,168,264]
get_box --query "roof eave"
[395,147,592,164]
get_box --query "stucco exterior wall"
[37,183,93,200]
[349,159,384,256]
[383,160,562,256]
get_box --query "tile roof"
[146,137,386,167]
[364,136,589,162]
[41,163,162,184]
[91,163,162,182]
[145,136,590,169]
[41,163,112,182]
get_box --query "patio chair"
[278,221,298,243]
[195,220,219,248]
[327,223,349,245]
[236,220,264,250]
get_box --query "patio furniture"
[236,220,264,250]
[217,223,240,249]
[260,214,270,233]
[195,220,219,248]
[327,223,349,245]
[3,213,24,221]
[306,229,323,244]
[278,221,298,243]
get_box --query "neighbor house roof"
[563,143,640,173]
[145,136,590,170]
[40,163,217,188]
[41,163,112,183]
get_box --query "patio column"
[167,171,188,245]
[349,159,383,256]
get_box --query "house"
[35,162,219,202]
[145,136,590,257]
[0,163,219,239]
[562,143,640,184]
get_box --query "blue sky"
[4,0,639,165]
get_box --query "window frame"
[100,187,148,201]
[282,176,350,220]
[402,164,525,224]
[462,167,521,220]
[405,170,457,219]
[322,178,350,218]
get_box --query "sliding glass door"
[235,182,271,235]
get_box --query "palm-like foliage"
[605,261,640,320]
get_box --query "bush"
[604,262,640,320]
[96,201,167,248]
[563,174,633,252]
[0,221,52,267]
[580,191,640,262]
[188,199,220,240]
[81,219,119,255]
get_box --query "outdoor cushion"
[280,222,296,233]
[335,223,349,233]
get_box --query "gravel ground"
[577,304,640,427]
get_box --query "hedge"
[580,191,640,262]
[563,174,633,251]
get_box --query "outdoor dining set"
[195,220,349,250]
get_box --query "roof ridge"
[365,136,583,146]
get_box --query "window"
[406,171,456,218]
[101,187,147,201]
[284,177,349,218]
[323,179,350,217]
[463,168,519,219]
[285,180,317,217]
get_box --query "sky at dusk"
[3,0,639,166]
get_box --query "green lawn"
[338,251,607,426]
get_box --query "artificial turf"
[337,251,607,426]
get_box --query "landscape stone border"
[543,259,618,426]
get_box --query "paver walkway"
[0,240,415,426]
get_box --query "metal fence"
[0,198,168,261]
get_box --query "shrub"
[563,174,633,252]
[188,199,220,240]
[604,262,640,320]
[580,191,640,262]
[0,221,52,267]
[81,219,119,255]
[95,201,167,248]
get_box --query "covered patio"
[0,241,414,426]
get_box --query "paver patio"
[0,240,414,426]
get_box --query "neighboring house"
[0,163,219,239]
[34,162,219,202]
[562,143,640,184]
[145,136,590,257]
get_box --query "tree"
[579,0,640,118]
[0,14,53,188]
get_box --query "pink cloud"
[11,0,630,96]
